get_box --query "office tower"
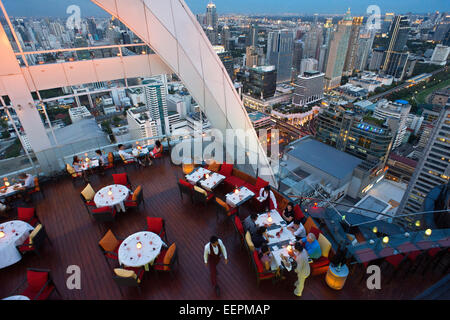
[381,13,395,34]
[324,9,353,89]
[249,24,258,47]
[206,1,218,30]
[355,30,375,71]
[205,26,217,45]
[244,66,277,99]
[433,23,450,43]
[292,71,324,107]
[430,44,450,65]
[214,46,234,79]
[416,104,448,156]
[373,99,411,149]
[303,24,322,60]
[368,47,385,71]
[398,104,450,214]
[299,58,318,75]
[246,46,264,68]
[381,15,410,80]
[292,40,304,76]
[222,24,231,50]
[316,104,394,164]
[343,16,364,76]
[266,30,294,83]
[142,77,168,136]
[319,18,334,72]
[127,106,158,141]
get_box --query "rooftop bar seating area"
[0,135,448,300]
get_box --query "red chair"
[232,215,245,247]
[146,217,168,242]
[177,178,194,203]
[293,204,306,223]
[17,207,39,227]
[98,229,124,266]
[252,250,277,287]
[90,206,117,223]
[10,268,60,300]
[124,185,144,210]
[383,253,406,283]
[153,243,178,278]
[112,173,132,189]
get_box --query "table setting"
[118,231,163,271]
[199,172,225,191]
[94,184,130,212]
[185,167,211,185]
[225,186,255,207]
[0,220,34,269]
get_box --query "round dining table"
[118,231,163,271]
[94,184,130,212]
[0,220,34,269]
[2,295,30,300]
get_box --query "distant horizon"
[1,0,449,18]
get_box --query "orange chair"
[153,243,178,278]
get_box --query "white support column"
[0,24,52,153]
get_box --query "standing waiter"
[204,235,228,297]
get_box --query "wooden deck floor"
[0,157,445,300]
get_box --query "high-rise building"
[355,30,375,71]
[244,66,277,100]
[126,106,158,141]
[299,58,318,76]
[222,25,231,50]
[245,46,264,68]
[303,24,322,60]
[368,47,385,71]
[430,44,450,65]
[316,104,394,164]
[205,26,217,45]
[142,77,168,136]
[381,15,410,80]
[214,46,234,79]
[206,1,218,30]
[292,71,324,107]
[373,99,411,149]
[292,40,304,77]
[398,104,450,214]
[343,16,364,76]
[324,9,353,89]
[266,30,294,83]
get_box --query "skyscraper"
[292,40,304,77]
[355,30,375,71]
[266,30,294,83]
[381,15,410,80]
[324,9,353,89]
[142,77,168,136]
[398,104,450,214]
[244,66,277,99]
[206,1,218,30]
[342,16,364,76]
[292,71,324,107]
[303,23,322,60]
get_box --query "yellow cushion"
[245,231,255,252]
[113,268,139,282]
[318,233,332,258]
[66,163,76,175]
[98,230,119,252]
[132,185,142,201]
[207,161,220,172]
[162,243,176,271]
[29,224,42,245]
[81,184,95,201]
[108,152,114,164]
[304,217,318,234]
[194,185,208,197]
[215,197,230,211]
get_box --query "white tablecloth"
[255,210,285,227]
[94,184,130,212]
[2,295,30,300]
[0,184,23,199]
[186,167,211,185]
[0,220,34,269]
[132,147,149,157]
[199,172,225,191]
[118,231,163,269]
[226,186,255,207]
[80,160,99,171]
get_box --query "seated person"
[299,233,322,259]
[287,219,306,238]
[150,140,162,158]
[95,149,108,167]
[72,156,83,172]
[258,185,278,211]
[281,202,295,223]
[243,213,258,236]
[18,173,35,190]
[118,144,145,166]
[258,244,274,272]
[252,226,274,249]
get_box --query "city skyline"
[1,0,450,17]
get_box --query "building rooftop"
[287,137,362,180]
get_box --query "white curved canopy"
[91,0,277,185]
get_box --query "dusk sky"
[2,0,450,17]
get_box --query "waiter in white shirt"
[258,185,278,211]
[204,235,228,297]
